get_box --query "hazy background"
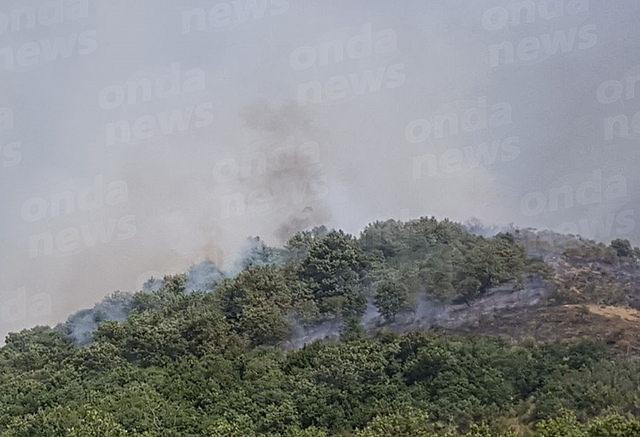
[1,0,639,339]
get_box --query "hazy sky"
[1,0,640,338]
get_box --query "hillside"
[2,217,640,436]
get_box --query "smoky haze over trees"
[2,216,640,434]
[1,0,640,369]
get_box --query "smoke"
[142,277,164,293]
[63,237,282,345]
[61,292,133,346]
[358,278,550,336]
[4,0,640,342]
[142,260,225,295]
[62,259,224,345]
[52,99,338,346]
[229,236,288,275]
[184,260,225,293]
[360,298,382,327]
[130,100,332,278]
[235,101,333,244]
[287,318,343,349]
[464,217,518,238]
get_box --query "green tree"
[610,239,637,258]
[586,414,640,436]
[68,408,129,437]
[216,266,293,345]
[339,317,365,342]
[354,410,437,437]
[536,410,586,437]
[298,230,368,318]
[374,280,410,322]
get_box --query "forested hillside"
[2,217,640,436]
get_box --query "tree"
[458,277,482,303]
[417,245,456,300]
[536,410,586,437]
[216,267,293,345]
[68,408,129,437]
[285,226,329,261]
[610,239,637,258]
[354,410,437,437]
[462,233,526,294]
[298,230,368,318]
[374,280,409,322]
[339,317,365,342]
[586,414,640,436]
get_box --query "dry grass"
[448,303,640,355]
[565,304,640,322]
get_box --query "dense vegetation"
[2,217,639,436]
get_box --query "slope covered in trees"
[2,217,640,436]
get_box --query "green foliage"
[67,408,129,437]
[374,279,410,322]
[535,410,640,437]
[536,410,587,437]
[354,410,437,436]
[2,322,640,436]
[298,230,368,318]
[285,226,329,261]
[462,233,527,293]
[610,239,639,259]
[339,317,365,342]
[360,218,534,303]
[586,414,640,436]
[216,267,294,346]
[1,217,638,436]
